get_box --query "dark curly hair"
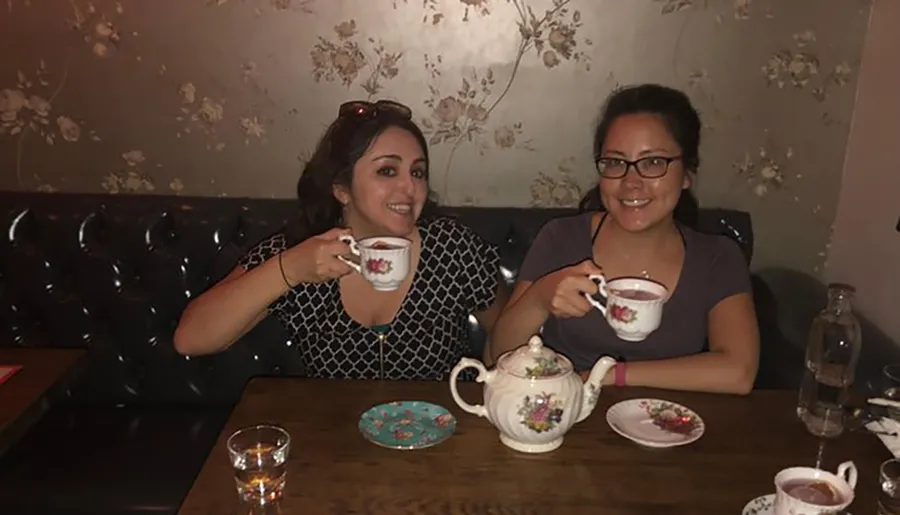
[285,102,439,245]
[580,84,702,227]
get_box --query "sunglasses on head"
[338,100,412,121]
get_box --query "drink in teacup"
[582,275,669,341]
[338,235,411,291]
[773,461,857,515]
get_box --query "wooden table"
[0,348,86,455]
[179,379,891,514]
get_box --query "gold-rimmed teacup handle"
[584,273,608,316]
[337,235,361,273]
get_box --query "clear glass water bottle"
[796,284,863,438]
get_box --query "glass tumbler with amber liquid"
[227,424,291,506]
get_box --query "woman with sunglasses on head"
[489,84,759,395]
[174,100,508,380]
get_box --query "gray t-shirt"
[518,212,752,371]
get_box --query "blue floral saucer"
[358,401,457,450]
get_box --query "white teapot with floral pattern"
[449,335,617,453]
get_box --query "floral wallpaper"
[0,0,873,275]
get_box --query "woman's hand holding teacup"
[281,227,356,285]
[534,259,605,319]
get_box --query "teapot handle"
[449,358,490,417]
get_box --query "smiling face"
[334,125,428,238]
[597,113,691,233]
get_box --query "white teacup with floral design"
[773,461,857,515]
[582,275,668,341]
[338,235,411,291]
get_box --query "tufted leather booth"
[0,192,763,406]
[0,191,772,514]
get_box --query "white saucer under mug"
[742,494,774,515]
[741,494,853,515]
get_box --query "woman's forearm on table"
[613,351,757,395]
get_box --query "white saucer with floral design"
[742,494,773,515]
[741,493,852,515]
[605,398,705,448]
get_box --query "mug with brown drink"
[337,235,411,291]
[773,461,857,515]
[582,274,669,341]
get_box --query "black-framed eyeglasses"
[338,100,412,121]
[594,155,683,179]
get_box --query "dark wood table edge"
[0,348,88,457]
[174,375,268,514]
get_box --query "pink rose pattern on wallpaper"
[0,60,100,193]
[0,0,872,275]
[66,0,129,59]
[419,0,591,198]
[529,157,582,208]
[310,19,403,99]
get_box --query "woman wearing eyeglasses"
[174,100,508,380]
[490,84,759,395]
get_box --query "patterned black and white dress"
[239,216,500,380]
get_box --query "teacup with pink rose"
[337,235,411,291]
[582,274,669,341]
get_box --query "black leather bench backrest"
[0,192,752,406]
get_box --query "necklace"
[592,213,659,280]
[596,252,654,280]
[612,248,656,280]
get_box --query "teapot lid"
[497,335,572,380]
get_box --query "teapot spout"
[576,356,617,423]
